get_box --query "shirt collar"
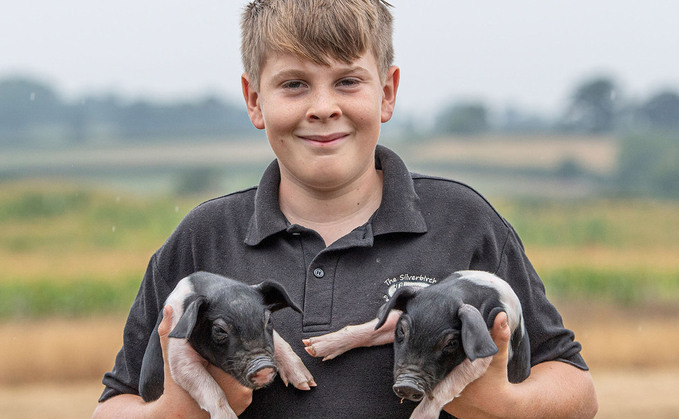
[244,145,427,246]
[244,159,288,246]
[371,145,428,236]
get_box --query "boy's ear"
[381,65,400,123]
[241,73,265,129]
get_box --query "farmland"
[2,183,678,317]
[1,136,678,417]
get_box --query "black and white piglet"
[139,271,314,419]
[374,270,531,418]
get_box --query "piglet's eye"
[441,335,459,354]
[212,325,229,343]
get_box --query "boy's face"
[243,51,399,192]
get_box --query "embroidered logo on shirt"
[383,273,437,301]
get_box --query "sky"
[2,0,679,120]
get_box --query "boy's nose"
[306,90,342,121]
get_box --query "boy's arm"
[93,306,253,418]
[443,313,598,418]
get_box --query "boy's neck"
[278,169,384,247]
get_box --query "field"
[1,137,678,417]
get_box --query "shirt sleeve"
[494,224,588,370]
[98,253,172,402]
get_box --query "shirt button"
[313,268,325,278]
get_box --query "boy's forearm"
[94,392,220,419]
[93,380,252,419]
[93,394,166,419]
[508,362,597,418]
[444,361,598,418]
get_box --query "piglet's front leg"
[410,356,492,419]
[168,338,237,419]
[303,310,401,361]
[274,330,316,390]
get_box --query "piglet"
[139,271,314,419]
[374,270,531,418]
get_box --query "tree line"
[0,76,253,146]
[427,76,679,199]
[2,74,679,145]
[434,77,679,135]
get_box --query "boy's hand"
[152,305,253,417]
[443,311,516,418]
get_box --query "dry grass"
[0,380,103,419]
[0,249,150,284]
[0,316,125,384]
[527,246,679,272]
[558,302,679,369]
[408,135,618,174]
[592,368,679,418]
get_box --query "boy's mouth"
[298,132,349,146]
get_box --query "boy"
[95,1,597,417]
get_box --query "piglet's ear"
[458,304,499,361]
[375,286,418,330]
[254,281,302,313]
[169,295,207,340]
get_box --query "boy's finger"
[490,311,510,350]
[158,305,173,354]
[487,311,510,377]
[158,305,184,394]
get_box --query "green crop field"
[1,180,678,318]
[0,181,203,317]
[498,198,679,305]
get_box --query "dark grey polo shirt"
[100,145,587,418]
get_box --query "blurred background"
[1,1,678,417]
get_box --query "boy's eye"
[337,78,360,88]
[281,80,306,89]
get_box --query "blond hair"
[241,0,394,89]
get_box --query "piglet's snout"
[393,375,425,402]
[246,356,277,388]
